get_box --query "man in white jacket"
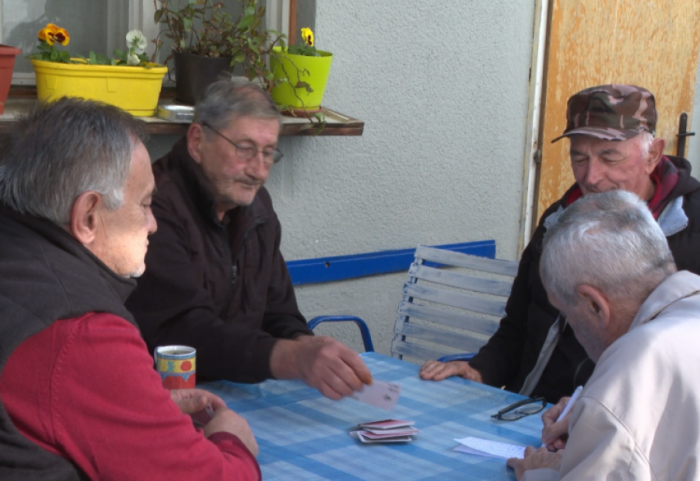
[507,190,700,480]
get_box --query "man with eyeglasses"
[126,78,372,399]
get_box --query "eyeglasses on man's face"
[491,396,547,421]
[202,122,283,166]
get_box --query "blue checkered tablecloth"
[201,352,544,480]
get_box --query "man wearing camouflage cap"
[421,84,700,405]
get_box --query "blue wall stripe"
[286,240,496,286]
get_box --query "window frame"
[7,0,290,86]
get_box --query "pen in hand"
[556,385,583,422]
[541,385,583,448]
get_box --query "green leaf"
[89,51,97,64]
[59,51,70,63]
[233,52,245,63]
[183,17,193,31]
[238,14,254,30]
[50,50,59,61]
[154,8,164,23]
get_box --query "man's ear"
[69,191,102,246]
[646,137,666,173]
[576,284,611,330]
[187,123,205,164]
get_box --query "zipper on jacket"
[223,218,265,285]
[220,224,235,284]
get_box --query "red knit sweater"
[0,312,261,481]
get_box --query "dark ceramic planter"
[173,51,233,105]
[0,45,22,114]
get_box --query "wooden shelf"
[0,88,364,137]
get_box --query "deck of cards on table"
[350,419,419,444]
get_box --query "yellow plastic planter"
[270,46,332,114]
[31,59,167,117]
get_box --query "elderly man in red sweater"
[0,98,260,480]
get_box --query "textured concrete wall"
[146,0,536,358]
[266,1,535,356]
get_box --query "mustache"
[210,174,263,187]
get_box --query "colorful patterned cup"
[154,345,196,389]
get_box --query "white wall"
[265,1,536,356]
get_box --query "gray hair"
[193,75,281,132]
[540,190,676,306]
[0,97,146,225]
[637,131,655,158]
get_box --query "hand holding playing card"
[169,388,226,414]
[203,407,259,457]
[271,335,373,400]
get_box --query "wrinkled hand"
[541,396,571,450]
[507,446,563,480]
[271,336,373,400]
[170,389,227,414]
[204,406,259,457]
[297,336,373,400]
[419,360,483,383]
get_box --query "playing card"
[357,419,414,430]
[360,429,419,439]
[349,431,414,444]
[362,427,419,436]
[350,382,401,410]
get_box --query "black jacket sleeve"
[127,186,310,384]
[467,206,560,390]
[468,236,536,387]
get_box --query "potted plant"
[29,24,168,117]
[0,44,21,114]
[270,27,333,116]
[153,0,286,104]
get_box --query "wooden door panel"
[537,0,700,221]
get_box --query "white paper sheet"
[453,436,526,459]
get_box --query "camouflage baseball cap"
[551,84,656,143]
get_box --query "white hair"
[637,130,655,158]
[540,190,676,306]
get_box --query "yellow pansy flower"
[301,27,314,47]
[37,23,69,46]
[54,27,70,46]
[38,26,56,46]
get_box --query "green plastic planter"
[270,46,332,114]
